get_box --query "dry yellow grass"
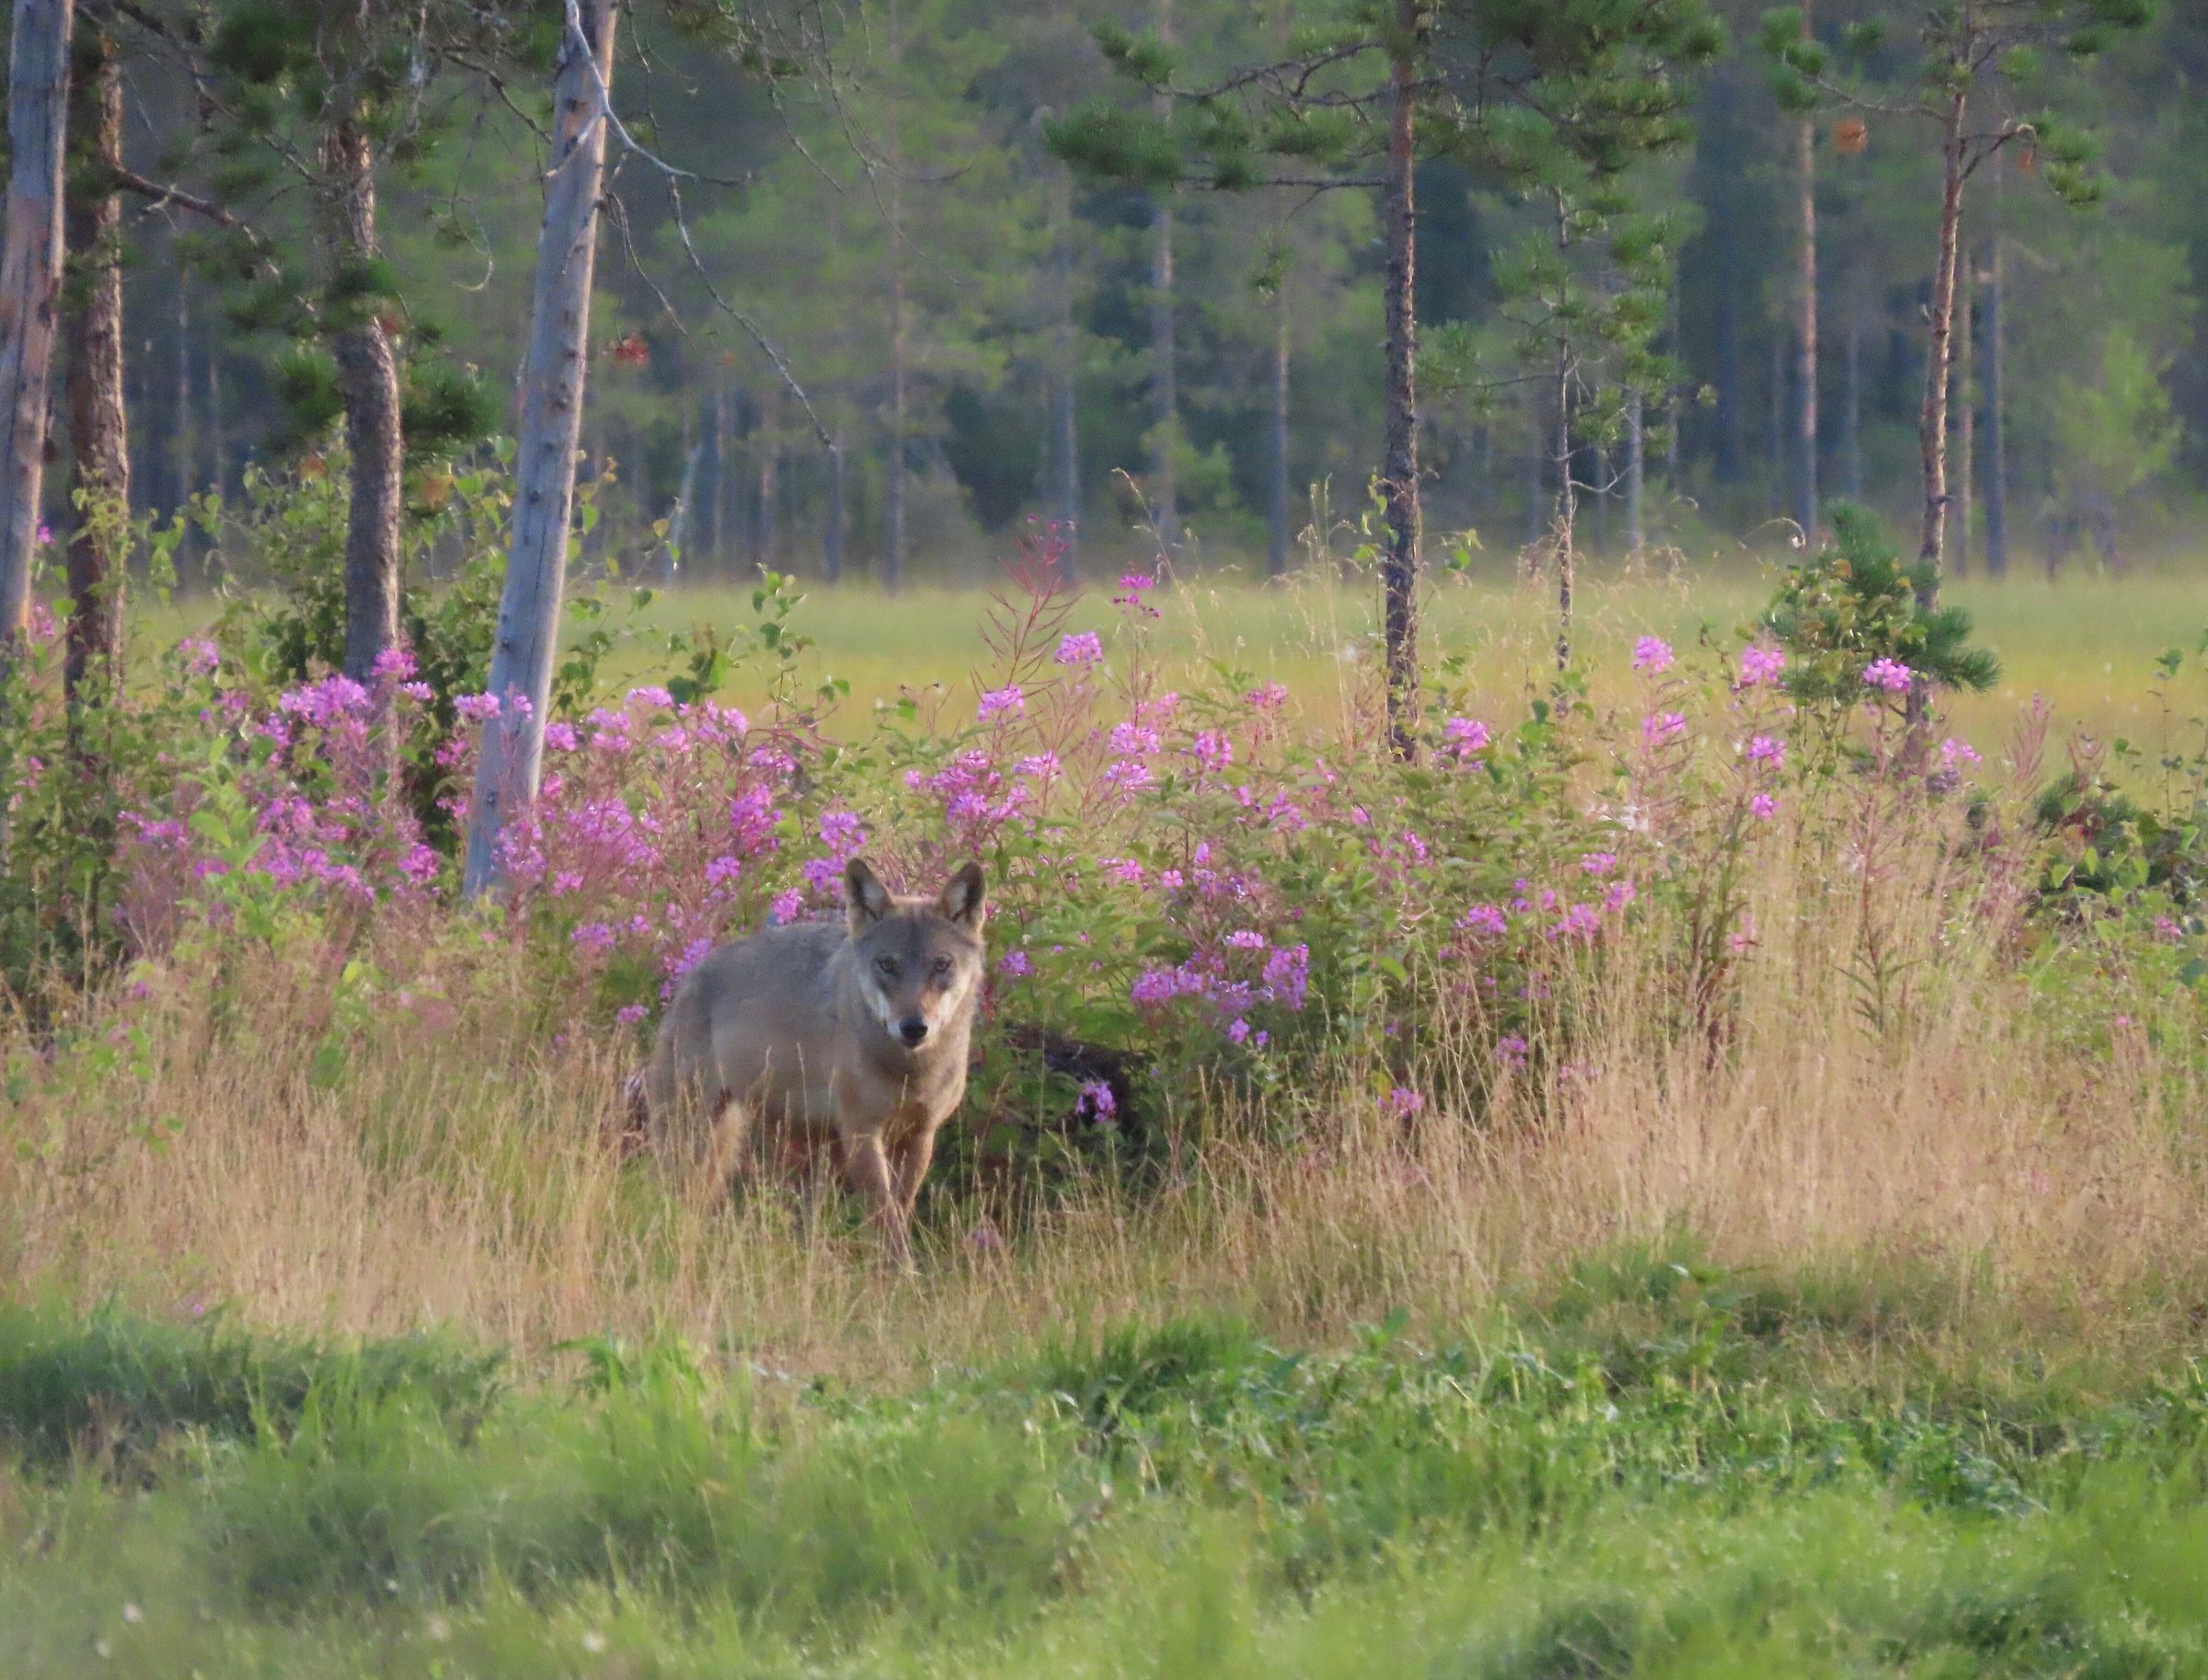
[3,788,2194,1381]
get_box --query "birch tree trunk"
[462,0,619,902]
[1953,259,1974,578]
[321,113,403,681]
[1378,0,1420,755]
[1844,311,1862,499]
[0,0,74,651]
[63,5,127,711]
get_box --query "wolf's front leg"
[889,1120,939,1220]
[841,1131,914,1270]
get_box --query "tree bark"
[822,434,845,583]
[1552,336,1574,673]
[755,379,777,567]
[1148,0,1178,557]
[1266,270,1290,579]
[882,0,906,592]
[462,0,619,902]
[1983,168,2007,580]
[0,0,74,652]
[1915,85,1968,603]
[62,6,127,711]
[1794,4,1818,540]
[1952,258,1973,578]
[1625,385,1644,556]
[321,114,403,682]
[1714,273,1742,484]
[1052,162,1080,571]
[1766,328,1785,509]
[1843,310,1862,500]
[1379,1,1420,754]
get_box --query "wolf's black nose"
[899,1018,929,1046]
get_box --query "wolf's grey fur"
[642,857,986,1265]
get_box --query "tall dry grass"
[1,798,2196,1380]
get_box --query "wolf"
[641,857,987,1266]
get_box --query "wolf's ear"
[936,861,987,931]
[845,857,893,931]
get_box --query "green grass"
[167,564,2204,749]
[8,1253,2208,1677]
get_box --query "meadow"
[6,544,2208,1676]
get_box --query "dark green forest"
[66,0,2208,583]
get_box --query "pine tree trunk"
[1379,2,1420,754]
[1915,86,1968,603]
[1267,272,1290,579]
[62,6,127,712]
[171,276,192,589]
[1844,311,1862,500]
[1767,328,1786,510]
[705,386,725,568]
[1625,385,1645,556]
[462,0,619,902]
[822,435,845,583]
[883,0,906,593]
[1983,170,2007,580]
[1148,0,1178,557]
[0,0,72,653]
[1953,259,1973,579]
[321,114,402,682]
[1052,163,1080,570]
[1794,6,1818,539]
[755,381,778,568]
[1715,279,1742,485]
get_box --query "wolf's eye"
[930,957,953,981]
[875,956,899,978]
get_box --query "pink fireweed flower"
[1054,630,1104,665]
[454,692,500,723]
[1553,903,1604,942]
[1495,1035,1530,1070]
[977,685,1025,720]
[1110,721,1161,755]
[615,1004,648,1028]
[1014,752,1061,780]
[1260,942,1310,1010]
[626,685,676,710]
[1939,736,1983,771]
[819,810,867,856]
[2155,915,2184,943]
[1192,730,1233,773]
[1641,710,1687,747]
[543,721,580,752]
[1382,1087,1425,1120]
[769,889,805,924]
[1226,1018,1252,1045]
[177,637,221,676]
[1862,658,1913,694]
[1117,572,1153,594]
[371,645,417,680]
[1751,792,1778,820]
[1580,852,1617,876]
[1443,717,1490,761]
[1738,643,1786,687]
[35,521,52,546]
[1245,681,1289,712]
[570,922,616,956]
[1101,757,1155,795]
[1101,857,1145,887]
[1632,636,1674,673]
[1076,1080,1117,1122]
[1747,734,1785,767]
[1224,929,1268,950]
[398,681,434,704]
[998,949,1033,977]
[1604,879,1638,914]
[1458,904,1508,938]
